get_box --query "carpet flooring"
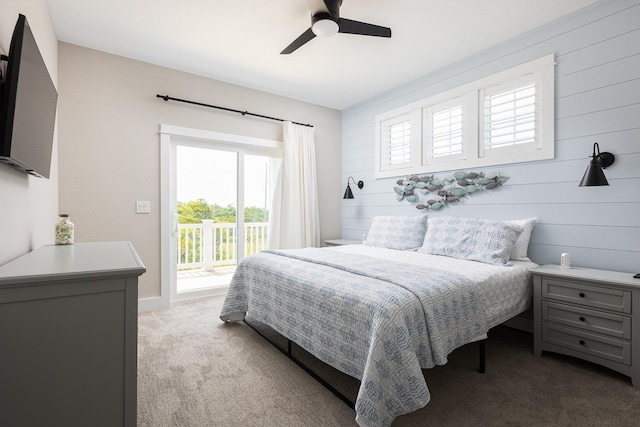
[137,296,640,426]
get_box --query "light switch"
[136,201,151,214]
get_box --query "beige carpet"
[138,296,640,426]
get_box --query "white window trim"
[374,54,555,179]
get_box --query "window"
[422,91,477,167]
[427,104,463,158]
[481,76,538,157]
[375,110,421,177]
[375,54,554,178]
[384,118,412,166]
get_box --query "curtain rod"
[156,94,313,128]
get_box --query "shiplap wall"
[341,0,640,274]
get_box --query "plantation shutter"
[482,78,538,154]
[374,55,553,177]
[380,114,412,171]
[424,103,464,164]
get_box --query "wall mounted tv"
[0,14,58,179]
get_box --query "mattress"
[331,244,537,328]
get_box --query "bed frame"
[245,318,487,408]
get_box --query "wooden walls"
[341,0,640,273]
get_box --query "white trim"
[138,296,168,312]
[159,124,281,150]
[157,131,172,311]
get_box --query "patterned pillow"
[419,216,524,266]
[364,214,428,250]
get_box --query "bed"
[220,215,537,427]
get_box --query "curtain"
[268,121,320,249]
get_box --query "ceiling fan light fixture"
[281,0,391,54]
[312,18,339,37]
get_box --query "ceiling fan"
[281,0,392,54]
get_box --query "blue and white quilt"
[220,247,490,427]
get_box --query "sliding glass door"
[176,146,239,294]
[164,130,281,303]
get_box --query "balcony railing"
[177,221,268,271]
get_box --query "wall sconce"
[579,142,615,187]
[343,176,364,199]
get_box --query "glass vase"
[55,214,74,245]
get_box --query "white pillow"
[505,218,537,261]
[419,216,523,266]
[364,214,428,250]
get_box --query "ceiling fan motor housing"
[312,13,339,37]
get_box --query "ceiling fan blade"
[338,18,391,38]
[280,28,316,54]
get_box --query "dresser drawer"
[542,278,631,314]
[542,322,631,365]
[542,301,631,339]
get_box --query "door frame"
[154,124,281,310]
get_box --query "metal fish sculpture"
[392,170,508,210]
[452,171,467,179]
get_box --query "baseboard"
[138,288,227,313]
[138,296,170,312]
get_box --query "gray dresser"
[0,241,146,427]
[532,264,639,388]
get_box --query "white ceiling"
[46,0,600,110]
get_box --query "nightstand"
[324,239,361,246]
[531,264,640,388]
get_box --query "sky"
[176,145,272,209]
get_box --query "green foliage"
[244,206,269,222]
[211,204,236,223]
[178,199,268,224]
[178,199,213,224]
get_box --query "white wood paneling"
[341,0,640,273]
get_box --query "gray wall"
[341,0,640,274]
[0,1,59,265]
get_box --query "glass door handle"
[171,210,178,236]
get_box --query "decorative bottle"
[55,214,74,245]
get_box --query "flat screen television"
[0,14,58,179]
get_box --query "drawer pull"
[579,340,586,345]
[579,316,586,322]
[579,293,585,298]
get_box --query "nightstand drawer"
[542,278,631,314]
[542,301,631,339]
[542,322,631,365]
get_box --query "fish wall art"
[394,171,508,210]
